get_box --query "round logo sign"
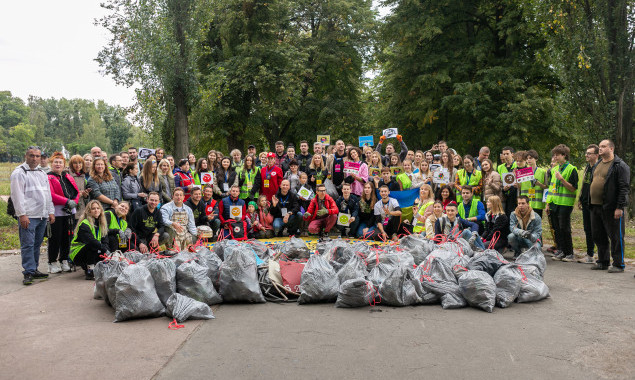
[202,173,212,183]
[338,214,349,224]
[503,173,516,186]
[231,207,241,216]
[234,226,241,233]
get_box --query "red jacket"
[48,172,80,206]
[304,194,338,222]
[258,165,283,201]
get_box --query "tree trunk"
[173,88,189,160]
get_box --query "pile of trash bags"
[93,234,550,323]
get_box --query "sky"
[0,1,390,109]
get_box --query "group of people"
[10,135,630,284]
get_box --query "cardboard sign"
[344,161,360,175]
[359,136,374,147]
[337,213,351,226]
[200,172,214,185]
[429,163,441,173]
[230,205,242,220]
[390,166,404,176]
[138,147,156,160]
[515,167,534,183]
[298,186,313,200]
[382,128,398,138]
[502,172,517,186]
[317,135,331,146]
[433,168,450,184]
[369,168,381,177]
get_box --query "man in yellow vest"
[522,150,549,219]
[546,144,579,262]
[497,146,517,216]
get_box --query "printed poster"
[317,135,331,146]
[382,128,398,138]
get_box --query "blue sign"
[359,135,374,147]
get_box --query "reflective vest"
[413,200,434,233]
[519,167,547,210]
[497,161,517,176]
[547,163,577,206]
[458,199,479,220]
[105,210,128,248]
[396,172,412,190]
[455,169,482,202]
[238,167,260,199]
[70,219,105,261]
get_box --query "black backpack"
[6,166,27,219]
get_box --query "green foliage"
[0,199,17,227]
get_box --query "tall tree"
[96,0,203,159]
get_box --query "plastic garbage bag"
[517,266,550,303]
[379,265,427,306]
[123,250,147,263]
[219,247,266,303]
[114,264,165,322]
[515,243,546,278]
[420,255,466,309]
[399,234,436,265]
[335,279,379,308]
[493,264,523,308]
[365,249,414,271]
[94,259,127,302]
[427,246,469,269]
[337,254,367,284]
[145,258,177,305]
[455,237,474,258]
[102,260,130,307]
[197,250,223,290]
[367,261,397,287]
[298,254,339,304]
[165,293,215,323]
[278,237,311,260]
[246,240,273,262]
[343,241,372,262]
[459,270,496,312]
[324,239,351,271]
[171,250,200,267]
[467,249,509,276]
[212,239,241,261]
[177,261,223,305]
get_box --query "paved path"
[1,252,633,380]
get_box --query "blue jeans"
[273,213,300,235]
[19,218,48,275]
[460,229,485,249]
[508,233,532,254]
[356,222,376,238]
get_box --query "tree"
[8,123,36,158]
[98,101,131,152]
[96,0,204,160]
[0,91,29,129]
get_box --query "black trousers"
[549,204,573,256]
[48,215,72,263]
[72,245,101,269]
[590,205,625,268]
[581,205,595,256]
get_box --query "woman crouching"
[70,200,110,280]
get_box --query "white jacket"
[10,163,54,218]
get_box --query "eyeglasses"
[316,189,326,192]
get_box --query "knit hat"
[248,201,258,210]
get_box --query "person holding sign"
[192,158,212,187]
[308,154,329,191]
[258,152,284,201]
[521,150,548,218]
[160,188,198,249]
[454,155,483,203]
[546,144,578,262]
[497,146,518,216]
[271,180,301,237]
[238,155,260,201]
[304,183,339,237]
[218,185,248,241]
[214,157,238,200]
[375,133,408,167]
[344,147,368,196]
[335,183,360,237]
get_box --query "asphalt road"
[1,252,633,380]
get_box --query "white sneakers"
[61,260,71,272]
[48,261,72,273]
[48,262,62,274]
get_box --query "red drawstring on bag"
[168,318,185,330]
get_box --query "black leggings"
[48,215,73,263]
[71,246,101,270]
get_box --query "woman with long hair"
[368,151,383,183]
[345,147,368,196]
[69,200,109,280]
[193,157,212,187]
[482,195,509,252]
[104,201,130,252]
[307,154,329,191]
[356,181,378,238]
[214,157,238,199]
[412,184,435,234]
[481,158,502,208]
[454,154,483,203]
[121,162,146,213]
[207,150,218,173]
[413,150,425,173]
[238,155,260,201]
[438,184,456,209]
[87,157,121,210]
[82,154,93,177]
[158,158,175,204]
[47,152,80,274]
[397,159,424,190]
[69,154,90,219]
[141,158,162,195]
[425,201,445,239]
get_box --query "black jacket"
[185,198,208,226]
[483,213,509,243]
[77,222,110,253]
[270,189,301,218]
[128,205,165,241]
[595,155,630,211]
[335,194,360,219]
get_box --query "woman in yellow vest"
[546,144,579,262]
[521,150,549,218]
[454,155,483,203]
[412,184,435,233]
[70,200,110,280]
[104,201,130,252]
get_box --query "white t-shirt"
[374,197,400,220]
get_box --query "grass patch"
[0,199,19,251]
[0,162,17,196]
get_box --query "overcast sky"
[1,1,389,109]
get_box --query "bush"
[0,199,17,227]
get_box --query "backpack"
[6,166,27,219]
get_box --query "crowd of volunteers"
[10,135,630,283]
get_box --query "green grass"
[0,199,19,251]
[0,162,16,196]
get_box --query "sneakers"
[561,254,575,262]
[32,270,49,279]
[23,274,34,286]
[591,263,608,270]
[551,251,565,261]
[48,262,62,274]
[85,269,95,280]
[61,260,72,272]
[607,266,624,273]
[578,256,595,264]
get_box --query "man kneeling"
[160,188,197,249]
[508,195,542,259]
[303,184,338,237]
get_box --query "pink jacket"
[48,172,80,206]
[345,161,369,196]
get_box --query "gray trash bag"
[458,270,496,312]
[165,293,215,323]
[343,240,372,260]
[177,261,223,305]
[467,249,509,277]
[493,264,523,308]
[298,254,339,304]
[197,250,223,291]
[515,243,546,278]
[379,265,427,307]
[114,264,166,322]
[337,254,368,284]
[427,246,469,269]
[94,259,125,301]
[123,250,147,263]
[517,266,550,303]
[103,260,130,307]
[399,234,436,265]
[279,237,311,260]
[324,239,352,271]
[420,255,467,309]
[145,258,177,306]
[247,240,273,263]
[219,248,266,303]
[171,250,200,267]
[335,278,378,308]
[212,239,242,261]
[366,261,397,287]
[365,249,415,271]
[455,237,474,258]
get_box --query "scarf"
[514,205,533,230]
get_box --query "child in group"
[255,195,274,238]
[246,201,259,239]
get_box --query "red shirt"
[259,165,283,201]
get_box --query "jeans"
[273,213,300,235]
[508,233,536,255]
[461,229,485,249]
[356,222,376,239]
[19,218,48,275]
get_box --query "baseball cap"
[248,144,256,149]
[266,152,276,158]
